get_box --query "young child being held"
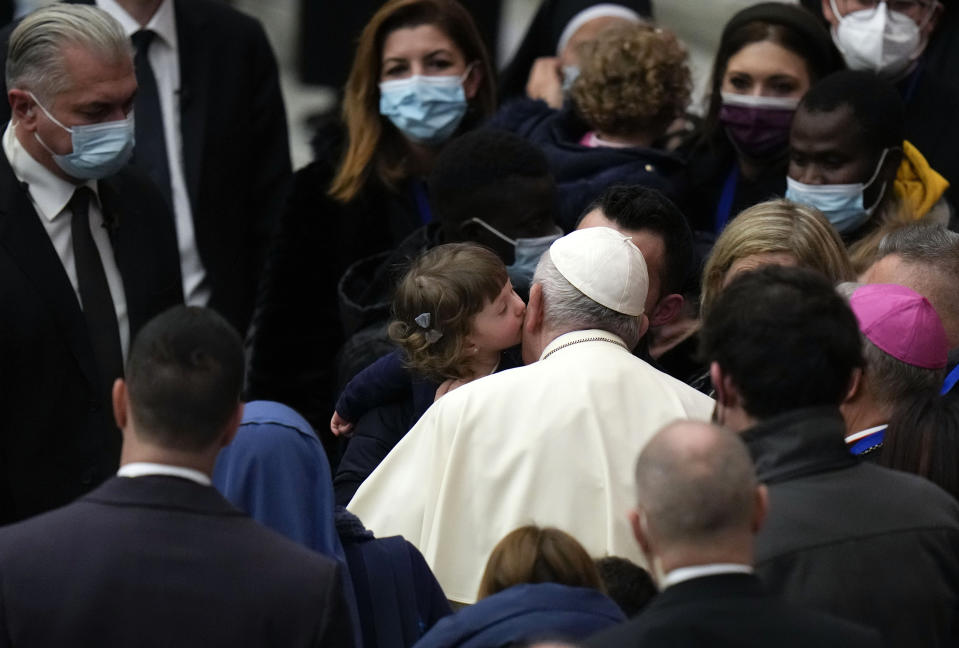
[331,243,527,438]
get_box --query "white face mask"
[829,0,932,78]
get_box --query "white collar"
[118,462,211,486]
[845,424,888,445]
[2,122,97,221]
[662,563,753,589]
[97,0,178,50]
[539,329,627,361]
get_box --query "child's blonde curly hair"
[388,243,507,382]
[571,23,691,141]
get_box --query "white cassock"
[348,329,714,603]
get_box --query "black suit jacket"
[0,147,183,523]
[0,475,354,647]
[585,573,883,648]
[0,0,292,335]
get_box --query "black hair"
[594,556,657,618]
[429,129,558,248]
[700,265,864,419]
[799,70,905,156]
[582,184,693,296]
[880,392,959,502]
[126,306,244,451]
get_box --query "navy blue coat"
[413,583,625,648]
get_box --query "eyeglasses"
[833,0,937,22]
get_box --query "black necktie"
[131,30,172,206]
[71,187,124,394]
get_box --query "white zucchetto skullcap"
[549,226,648,316]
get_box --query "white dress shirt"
[2,122,131,360]
[98,0,210,308]
[661,563,754,589]
[118,461,211,486]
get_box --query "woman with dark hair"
[247,0,496,442]
[881,393,959,502]
[682,2,844,237]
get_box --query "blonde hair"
[387,243,507,382]
[571,23,691,140]
[328,0,496,203]
[477,525,604,600]
[701,199,854,319]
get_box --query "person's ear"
[629,508,652,554]
[112,378,128,429]
[9,89,38,131]
[752,484,769,534]
[844,366,864,404]
[710,361,741,408]
[637,313,650,343]
[821,0,839,26]
[525,282,544,336]
[649,294,684,328]
[218,402,245,449]
[463,61,483,101]
[923,2,943,38]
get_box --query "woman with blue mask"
[247,0,495,446]
[681,3,845,239]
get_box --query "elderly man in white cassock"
[348,227,714,604]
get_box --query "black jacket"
[746,407,959,648]
[585,573,882,648]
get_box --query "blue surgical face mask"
[464,217,562,292]
[379,66,472,144]
[29,92,135,180]
[785,148,892,234]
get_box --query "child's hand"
[330,411,354,437]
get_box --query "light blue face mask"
[464,217,562,293]
[379,66,472,144]
[785,148,892,234]
[29,92,135,180]
[561,65,580,95]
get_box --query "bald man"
[587,421,882,648]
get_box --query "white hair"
[533,250,642,348]
[6,4,132,101]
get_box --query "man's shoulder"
[174,0,271,46]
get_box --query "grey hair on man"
[864,223,959,348]
[534,251,644,351]
[6,4,132,101]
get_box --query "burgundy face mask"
[718,92,799,159]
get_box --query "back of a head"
[798,70,904,157]
[126,306,244,452]
[701,199,853,319]
[7,4,131,101]
[882,392,959,502]
[430,129,558,247]
[593,556,656,617]
[585,185,694,296]
[388,242,507,381]
[701,265,863,419]
[635,420,758,549]
[875,224,959,340]
[571,22,691,139]
[478,525,603,600]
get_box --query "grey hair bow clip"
[415,312,443,344]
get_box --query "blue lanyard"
[411,181,432,225]
[941,364,959,395]
[849,427,886,456]
[714,164,739,234]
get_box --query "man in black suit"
[0,305,354,646]
[0,0,292,336]
[586,420,882,648]
[0,4,183,523]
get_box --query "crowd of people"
[0,0,958,646]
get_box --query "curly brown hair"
[388,243,507,382]
[571,23,691,140]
